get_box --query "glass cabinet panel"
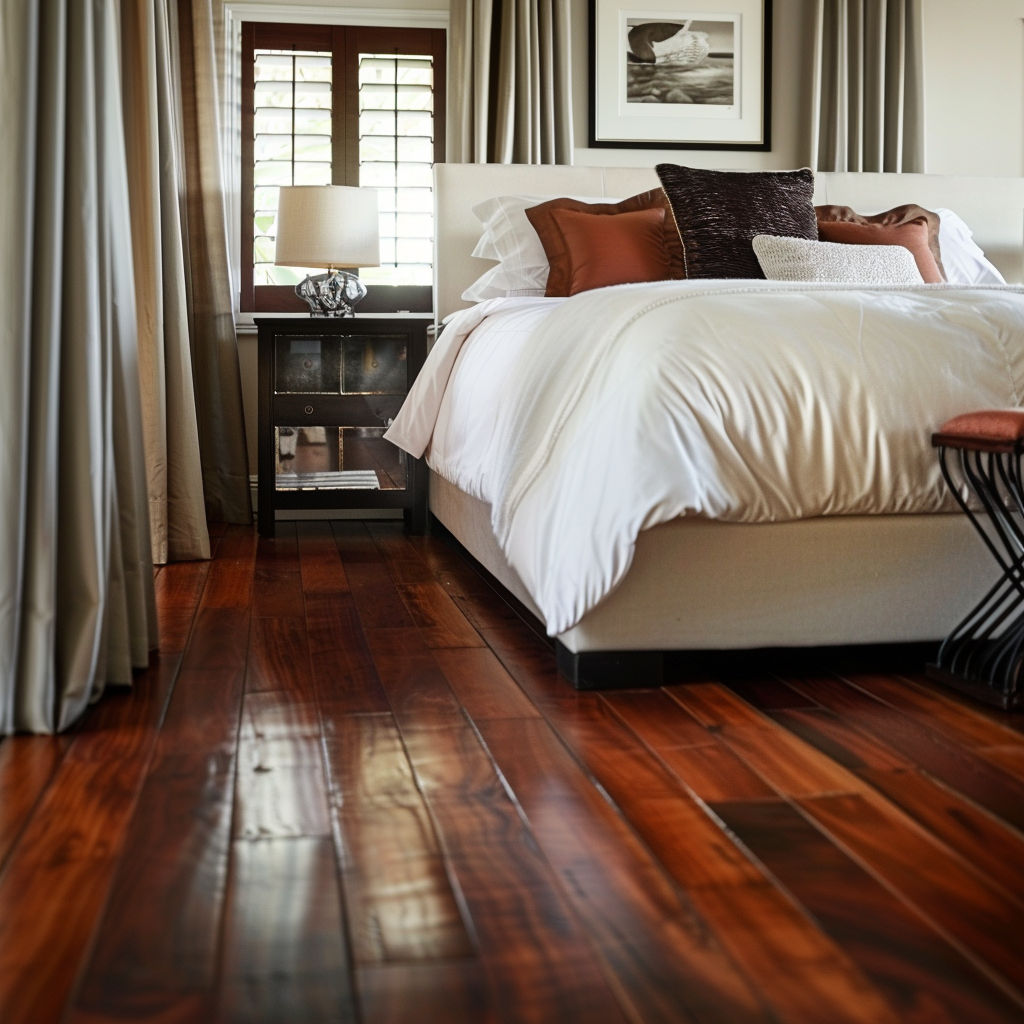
[275,426,407,490]
[274,336,341,393]
[342,335,407,393]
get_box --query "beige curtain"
[175,0,252,524]
[449,0,574,164]
[812,0,925,172]
[0,0,157,734]
[121,0,210,562]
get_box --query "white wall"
[923,0,1024,175]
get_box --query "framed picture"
[589,0,772,150]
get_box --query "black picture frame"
[588,0,772,151]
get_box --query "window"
[240,23,446,313]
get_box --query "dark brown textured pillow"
[655,164,818,279]
[816,204,946,280]
[526,189,684,297]
[548,207,672,294]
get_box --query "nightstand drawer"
[275,426,408,492]
[273,394,405,427]
[274,334,408,394]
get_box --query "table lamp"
[274,185,380,316]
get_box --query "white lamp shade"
[274,186,380,269]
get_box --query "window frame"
[240,21,446,314]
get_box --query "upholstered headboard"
[434,164,1024,320]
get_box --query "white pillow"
[462,193,620,302]
[752,234,924,284]
[934,208,1006,285]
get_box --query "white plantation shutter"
[358,55,435,287]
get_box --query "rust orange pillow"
[526,189,684,296]
[816,206,945,282]
[546,207,673,295]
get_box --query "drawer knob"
[304,405,314,416]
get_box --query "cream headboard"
[434,163,1024,320]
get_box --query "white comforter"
[386,281,1024,634]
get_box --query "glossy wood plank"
[296,521,350,594]
[602,689,720,749]
[331,520,384,563]
[253,527,305,618]
[198,525,258,609]
[481,628,902,1024]
[0,736,67,872]
[771,709,1024,899]
[69,666,246,1022]
[898,671,1024,738]
[724,676,821,711]
[246,615,315,696]
[669,684,867,798]
[397,581,485,648]
[398,722,633,1024]
[477,717,772,1024]
[345,562,416,629]
[366,521,435,584]
[717,799,1024,1024]
[323,713,473,963]
[154,560,210,654]
[69,528,256,1023]
[784,674,1024,832]
[799,792,1024,995]
[363,628,465,730]
[670,684,1024,992]
[858,765,1024,901]
[357,961,492,1024]
[847,672,1024,754]
[234,692,331,841]
[980,744,1024,779]
[0,659,180,1024]
[218,837,357,1023]
[433,647,541,721]
[769,707,912,772]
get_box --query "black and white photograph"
[625,18,735,106]
[590,0,770,148]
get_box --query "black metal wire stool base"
[927,445,1024,710]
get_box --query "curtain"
[812,0,925,172]
[449,0,574,164]
[121,0,210,562]
[175,0,252,524]
[0,0,157,734]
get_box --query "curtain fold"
[449,0,574,164]
[175,0,252,524]
[121,0,210,562]
[812,0,925,172]
[0,0,157,735]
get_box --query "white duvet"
[386,281,1024,634]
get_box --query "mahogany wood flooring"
[1,521,1024,1023]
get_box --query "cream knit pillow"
[752,234,925,284]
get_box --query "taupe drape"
[812,0,925,172]
[122,0,210,562]
[176,0,252,524]
[0,0,157,734]
[449,0,574,164]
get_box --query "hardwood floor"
[1,520,1024,1023]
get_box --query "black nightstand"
[256,316,428,537]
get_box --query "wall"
[923,0,1024,175]
[571,0,819,170]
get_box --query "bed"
[394,164,1024,686]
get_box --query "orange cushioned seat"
[932,409,1024,453]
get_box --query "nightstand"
[256,316,428,537]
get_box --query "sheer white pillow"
[752,235,924,284]
[935,208,1006,285]
[463,193,620,302]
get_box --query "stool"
[928,409,1024,709]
